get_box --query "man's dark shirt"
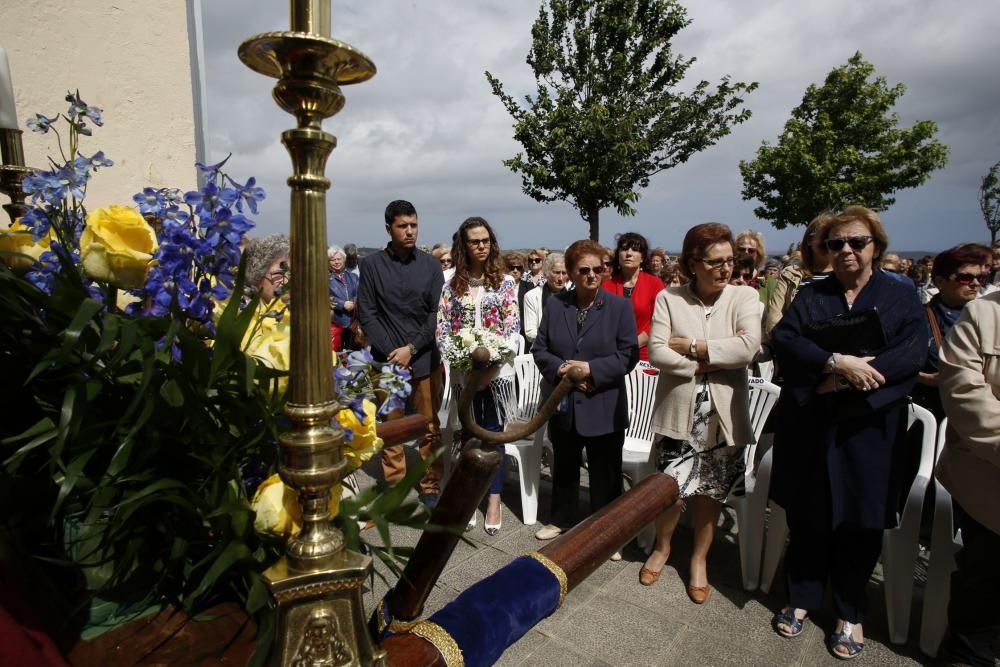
[358,244,444,379]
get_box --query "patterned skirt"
[657,375,746,501]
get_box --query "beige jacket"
[936,291,1000,534]
[649,284,762,446]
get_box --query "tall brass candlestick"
[0,127,31,223]
[239,1,378,664]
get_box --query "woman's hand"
[835,354,886,391]
[565,360,591,378]
[637,331,649,348]
[344,300,355,312]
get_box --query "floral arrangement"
[0,93,423,654]
[439,326,515,371]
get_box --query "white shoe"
[466,513,477,532]
[610,551,622,561]
[534,524,562,540]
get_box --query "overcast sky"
[201,1,1000,254]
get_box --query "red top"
[601,270,663,361]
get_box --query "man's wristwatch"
[407,343,418,357]
[689,338,698,358]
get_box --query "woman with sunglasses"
[768,206,926,659]
[735,229,767,275]
[436,217,520,535]
[911,245,987,419]
[641,223,761,603]
[601,232,664,361]
[531,240,639,551]
[525,248,548,287]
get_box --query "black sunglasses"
[951,272,983,286]
[508,265,524,272]
[576,266,603,276]
[824,236,873,252]
[528,257,542,264]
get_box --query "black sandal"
[828,621,864,660]
[771,608,806,638]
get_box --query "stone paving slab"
[355,451,933,666]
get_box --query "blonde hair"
[735,229,767,269]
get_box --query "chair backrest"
[625,362,660,442]
[907,402,938,481]
[934,416,948,465]
[510,334,526,356]
[747,377,780,442]
[512,353,543,423]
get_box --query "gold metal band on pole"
[526,551,568,608]
[410,621,465,667]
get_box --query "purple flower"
[26,113,58,133]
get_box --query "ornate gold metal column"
[0,128,31,223]
[239,1,379,664]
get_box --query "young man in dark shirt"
[357,200,445,506]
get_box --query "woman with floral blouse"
[436,217,520,535]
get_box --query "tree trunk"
[585,204,600,241]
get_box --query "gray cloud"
[202,0,1000,254]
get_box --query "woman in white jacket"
[639,223,761,604]
[522,253,568,348]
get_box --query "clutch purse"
[803,307,887,356]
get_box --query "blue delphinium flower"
[235,177,266,215]
[26,113,58,134]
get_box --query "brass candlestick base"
[0,128,31,224]
[239,2,378,665]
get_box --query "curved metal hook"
[456,347,586,446]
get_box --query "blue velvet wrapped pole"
[410,554,563,667]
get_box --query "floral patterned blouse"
[436,274,521,360]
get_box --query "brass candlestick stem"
[239,1,378,665]
[0,128,31,223]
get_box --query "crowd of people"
[239,200,1000,665]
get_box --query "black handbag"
[803,307,887,356]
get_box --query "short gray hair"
[327,245,345,260]
[244,234,290,292]
[543,252,565,276]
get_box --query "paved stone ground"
[355,449,934,666]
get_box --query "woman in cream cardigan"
[640,223,761,604]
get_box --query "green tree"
[979,160,1000,244]
[486,0,756,241]
[739,52,949,229]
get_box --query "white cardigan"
[649,283,762,446]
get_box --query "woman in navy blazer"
[769,207,926,659]
[532,239,640,544]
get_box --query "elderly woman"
[244,234,290,308]
[649,247,669,275]
[436,217,520,535]
[768,206,926,659]
[601,232,663,361]
[525,247,548,287]
[532,240,639,553]
[328,244,359,351]
[937,291,1000,667]
[735,229,767,272]
[431,245,453,272]
[503,251,533,339]
[640,223,761,604]
[522,252,569,348]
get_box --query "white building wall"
[0,1,200,210]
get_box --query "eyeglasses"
[466,238,490,247]
[264,271,286,283]
[737,246,757,255]
[440,258,453,266]
[738,272,754,281]
[698,257,735,269]
[824,236,873,252]
[508,265,524,272]
[951,272,983,286]
[576,266,603,276]
[528,257,542,264]
[603,261,613,268]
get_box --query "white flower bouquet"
[441,327,514,371]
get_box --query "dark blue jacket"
[328,270,359,327]
[770,269,927,530]
[532,290,639,437]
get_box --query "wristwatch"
[689,338,698,358]
[823,354,837,374]
[407,343,418,357]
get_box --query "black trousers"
[944,503,1000,667]
[548,421,624,530]
[784,510,883,624]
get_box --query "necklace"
[468,275,485,287]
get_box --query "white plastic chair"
[883,402,937,644]
[920,417,963,658]
[724,377,780,590]
[620,362,661,550]
[759,401,939,609]
[501,354,549,525]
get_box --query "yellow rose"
[251,474,341,538]
[0,220,54,272]
[336,399,383,470]
[80,205,158,288]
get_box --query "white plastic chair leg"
[883,519,923,644]
[919,484,960,658]
[760,502,788,595]
[730,495,762,590]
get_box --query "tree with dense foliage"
[486,0,756,241]
[739,52,949,229]
[979,160,1000,244]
